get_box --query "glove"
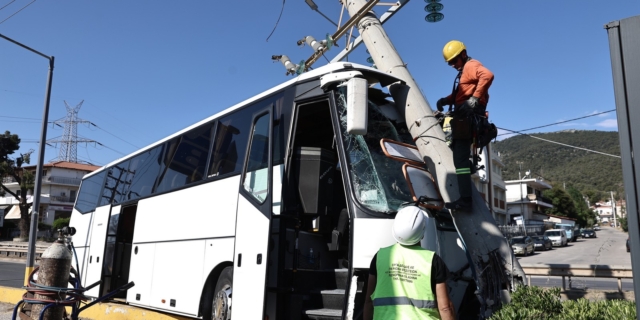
[457,96,480,117]
[467,96,480,109]
[436,97,448,112]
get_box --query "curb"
[0,286,193,320]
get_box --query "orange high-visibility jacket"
[445,59,494,107]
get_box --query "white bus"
[69,62,470,320]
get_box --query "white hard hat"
[393,206,427,245]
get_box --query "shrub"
[490,285,636,320]
[52,217,71,230]
[619,216,628,232]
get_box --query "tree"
[0,131,34,240]
[543,186,578,219]
[566,186,597,227]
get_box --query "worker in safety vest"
[436,40,494,211]
[364,206,455,320]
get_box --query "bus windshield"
[336,87,413,214]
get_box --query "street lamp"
[0,32,55,286]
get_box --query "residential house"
[1,161,99,227]
[471,142,508,225]
[505,177,553,226]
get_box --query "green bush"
[490,285,636,320]
[619,216,628,232]
[52,217,71,230]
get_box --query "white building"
[1,161,99,226]
[504,177,553,226]
[471,142,508,225]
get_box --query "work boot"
[445,197,472,211]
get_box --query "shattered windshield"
[336,86,414,214]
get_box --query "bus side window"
[208,107,252,177]
[243,113,270,202]
[156,123,214,193]
[124,146,164,201]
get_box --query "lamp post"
[0,32,55,285]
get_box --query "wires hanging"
[265,0,286,42]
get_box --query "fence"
[520,263,633,293]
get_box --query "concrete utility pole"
[611,191,617,228]
[344,0,524,316]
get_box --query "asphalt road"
[0,261,25,289]
[517,225,631,266]
[0,227,633,294]
[516,226,634,291]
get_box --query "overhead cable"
[497,127,621,159]
[497,109,616,136]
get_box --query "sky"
[0,0,637,167]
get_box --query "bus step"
[306,289,345,310]
[304,308,343,320]
[284,268,349,290]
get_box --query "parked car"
[532,235,552,251]
[544,229,568,247]
[627,237,630,253]
[593,225,601,231]
[510,236,535,256]
[581,229,596,238]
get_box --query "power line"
[497,109,616,136]
[89,122,140,149]
[0,0,35,25]
[496,127,621,158]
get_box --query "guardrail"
[520,263,633,292]
[0,243,47,259]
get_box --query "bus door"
[84,204,120,298]
[233,107,273,319]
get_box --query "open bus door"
[232,107,273,318]
[84,204,120,297]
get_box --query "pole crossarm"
[303,0,380,71]
[331,0,409,63]
[0,33,52,61]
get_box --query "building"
[545,213,577,226]
[471,142,508,225]
[1,161,99,226]
[504,177,553,226]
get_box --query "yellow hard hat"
[443,40,466,62]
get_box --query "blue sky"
[0,1,637,167]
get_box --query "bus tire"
[203,266,233,320]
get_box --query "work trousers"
[451,137,472,199]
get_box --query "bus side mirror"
[346,77,368,135]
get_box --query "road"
[0,227,633,293]
[517,225,631,266]
[0,261,25,289]
[516,226,634,291]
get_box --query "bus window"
[100,160,131,206]
[75,170,107,213]
[243,113,270,202]
[123,146,164,201]
[156,123,214,193]
[335,87,413,214]
[208,107,253,177]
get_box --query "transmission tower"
[47,100,97,163]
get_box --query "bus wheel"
[204,266,233,320]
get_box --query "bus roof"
[85,62,403,178]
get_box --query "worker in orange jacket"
[436,40,494,211]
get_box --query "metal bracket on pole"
[331,0,409,63]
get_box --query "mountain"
[493,130,624,198]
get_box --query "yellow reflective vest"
[371,243,441,320]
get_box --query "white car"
[544,229,568,247]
